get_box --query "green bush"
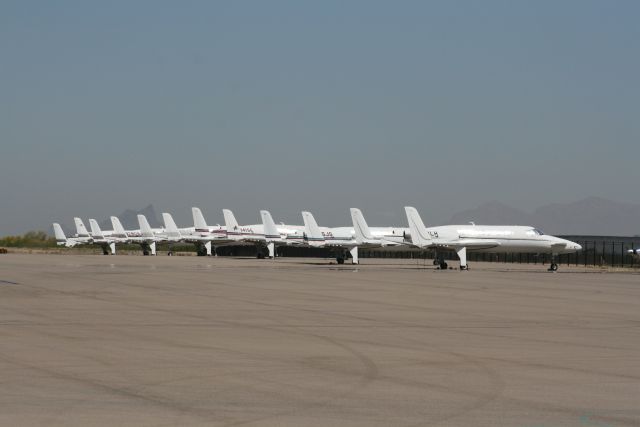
[0,231,57,248]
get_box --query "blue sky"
[1,1,639,234]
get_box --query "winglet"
[162,213,182,239]
[111,216,128,238]
[350,208,374,244]
[192,207,208,232]
[74,217,90,237]
[301,211,324,246]
[137,214,154,238]
[89,219,104,239]
[261,210,280,241]
[404,206,432,247]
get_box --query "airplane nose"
[575,243,582,251]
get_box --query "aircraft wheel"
[143,250,150,256]
[432,259,439,265]
[439,261,448,270]
[257,252,265,259]
[548,263,558,272]
[168,251,173,256]
[336,257,345,264]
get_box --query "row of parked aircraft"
[53,207,583,271]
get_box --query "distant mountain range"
[448,197,640,236]
[98,204,162,231]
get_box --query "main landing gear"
[196,242,214,257]
[433,252,448,270]
[336,247,359,265]
[141,242,157,256]
[256,243,275,260]
[433,258,448,270]
[433,247,468,270]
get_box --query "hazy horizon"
[2,1,639,235]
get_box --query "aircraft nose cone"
[574,243,582,251]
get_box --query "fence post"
[588,241,592,266]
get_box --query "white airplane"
[105,214,166,255]
[404,206,582,271]
[131,214,167,255]
[162,208,303,258]
[300,209,406,264]
[261,210,307,257]
[88,219,126,255]
[52,223,83,247]
[351,208,408,247]
[184,207,230,256]
[162,211,232,256]
[301,211,357,263]
[73,217,93,244]
[110,216,130,241]
[223,209,305,259]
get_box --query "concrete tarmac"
[0,254,638,426]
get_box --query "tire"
[336,257,345,264]
[440,262,448,270]
[143,250,150,256]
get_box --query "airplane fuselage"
[423,225,581,254]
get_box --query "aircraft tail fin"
[301,211,324,246]
[53,223,67,243]
[192,207,208,232]
[162,213,181,238]
[223,209,240,238]
[137,214,154,238]
[350,208,374,243]
[88,219,104,239]
[111,216,127,238]
[404,206,432,247]
[74,217,90,237]
[261,210,280,241]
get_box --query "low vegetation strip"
[0,231,57,248]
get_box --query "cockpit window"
[533,228,544,235]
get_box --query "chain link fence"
[357,236,639,268]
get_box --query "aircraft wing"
[316,240,357,249]
[427,239,501,251]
